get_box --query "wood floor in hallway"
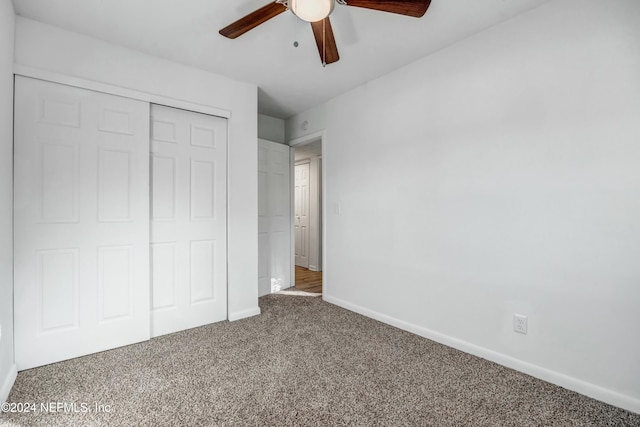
[295,266,322,294]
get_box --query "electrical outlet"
[513,314,528,334]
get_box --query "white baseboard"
[308,265,318,272]
[228,306,261,322]
[323,294,640,415]
[1,363,17,403]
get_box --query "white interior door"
[294,162,310,268]
[150,104,227,338]
[14,76,151,370]
[258,139,291,296]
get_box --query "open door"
[258,139,292,296]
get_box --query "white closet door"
[150,105,227,337]
[258,140,291,296]
[14,76,151,370]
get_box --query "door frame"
[15,65,231,119]
[288,130,326,294]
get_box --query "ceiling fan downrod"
[322,18,326,67]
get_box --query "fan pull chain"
[322,18,326,67]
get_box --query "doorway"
[291,136,323,294]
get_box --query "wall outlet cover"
[513,314,528,334]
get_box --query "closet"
[13,76,228,370]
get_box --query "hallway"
[294,266,322,294]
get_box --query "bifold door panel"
[150,105,228,337]
[14,76,151,370]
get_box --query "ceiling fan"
[219,0,432,66]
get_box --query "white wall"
[14,17,260,322]
[0,0,16,403]
[287,0,640,413]
[258,114,285,144]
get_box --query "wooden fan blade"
[219,2,287,39]
[311,17,340,65]
[343,0,431,18]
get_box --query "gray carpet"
[2,295,639,426]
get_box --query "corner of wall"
[285,104,326,143]
[0,0,16,404]
[0,364,17,403]
[258,114,285,144]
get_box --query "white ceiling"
[11,0,551,119]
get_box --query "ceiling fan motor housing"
[290,0,335,22]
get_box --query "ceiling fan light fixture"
[290,0,334,22]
